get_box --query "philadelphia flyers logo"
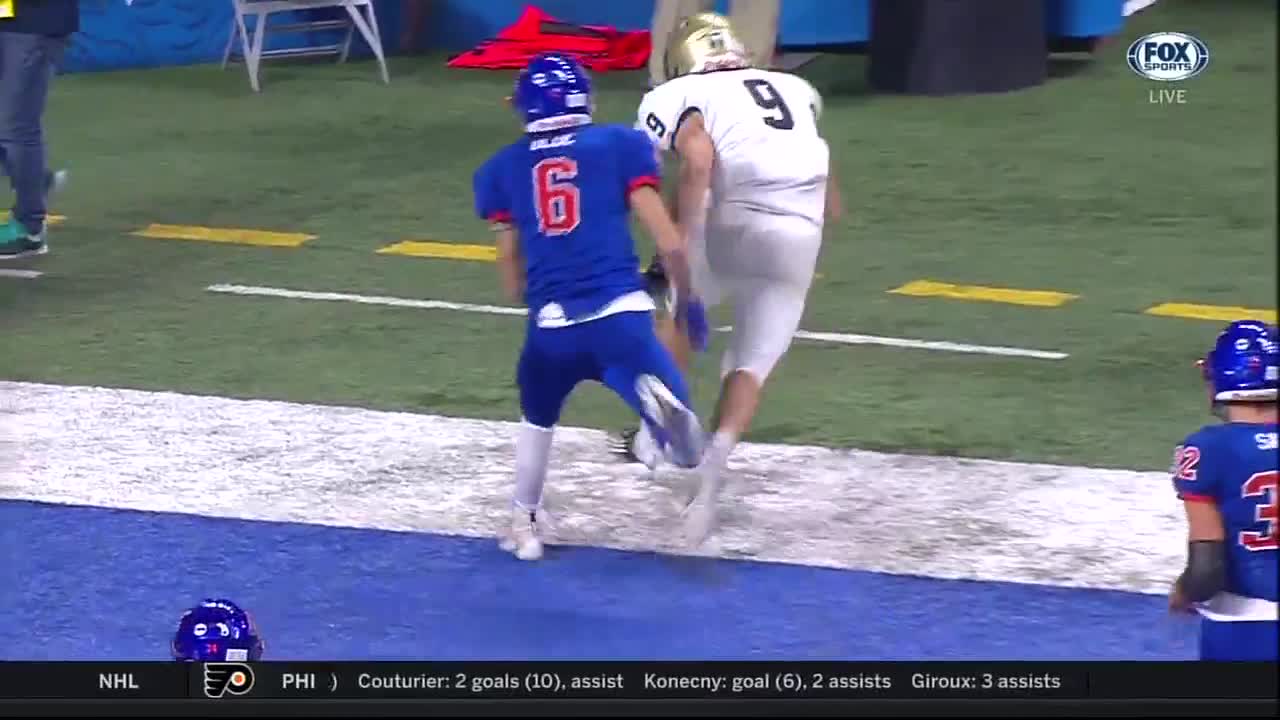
[204,663,255,698]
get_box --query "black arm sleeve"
[1179,540,1227,603]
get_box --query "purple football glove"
[677,298,709,352]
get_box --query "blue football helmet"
[1200,320,1279,403]
[171,599,264,662]
[512,54,593,133]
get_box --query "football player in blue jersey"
[171,599,264,662]
[473,54,709,561]
[1168,319,1278,660]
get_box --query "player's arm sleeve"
[619,128,663,197]
[472,153,512,227]
[635,89,682,154]
[1170,436,1220,505]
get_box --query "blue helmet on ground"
[172,599,264,662]
[512,53,593,133]
[1200,320,1279,403]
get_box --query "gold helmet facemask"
[662,12,751,84]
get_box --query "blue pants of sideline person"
[1,31,67,246]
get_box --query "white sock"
[514,421,554,511]
[701,430,737,473]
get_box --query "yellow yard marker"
[1,211,66,227]
[132,224,314,248]
[889,279,1078,308]
[1145,303,1277,324]
[377,241,496,262]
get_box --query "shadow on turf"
[1047,55,1097,80]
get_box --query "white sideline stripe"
[712,324,1069,360]
[0,381,1179,595]
[207,284,1070,360]
[0,269,42,279]
[794,329,1066,359]
[207,283,526,317]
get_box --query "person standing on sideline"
[0,0,77,259]
[648,0,779,87]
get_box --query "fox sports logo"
[1127,33,1209,81]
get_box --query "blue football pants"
[1200,619,1278,661]
[517,310,691,430]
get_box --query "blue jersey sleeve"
[1171,429,1220,504]
[473,150,513,225]
[615,126,662,196]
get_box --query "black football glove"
[642,255,670,301]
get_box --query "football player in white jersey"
[623,12,843,545]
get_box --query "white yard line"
[0,381,1177,594]
[206,283,1070,360]
[207,283,525,316]
[0,268,42,279]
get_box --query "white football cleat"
[630,424,665,472]
[500,507,550,561]
[634,375,704,469]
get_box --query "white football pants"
[692,202,823,382]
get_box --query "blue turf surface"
[2,501,1196,660]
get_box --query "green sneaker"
[0,218,48,260]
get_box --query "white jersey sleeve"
[635,84,688,154]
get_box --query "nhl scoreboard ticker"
[0,662,1275,702]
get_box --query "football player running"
[473,54,708,561]
[620,13,843,545]
[1168,320,1278,660]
